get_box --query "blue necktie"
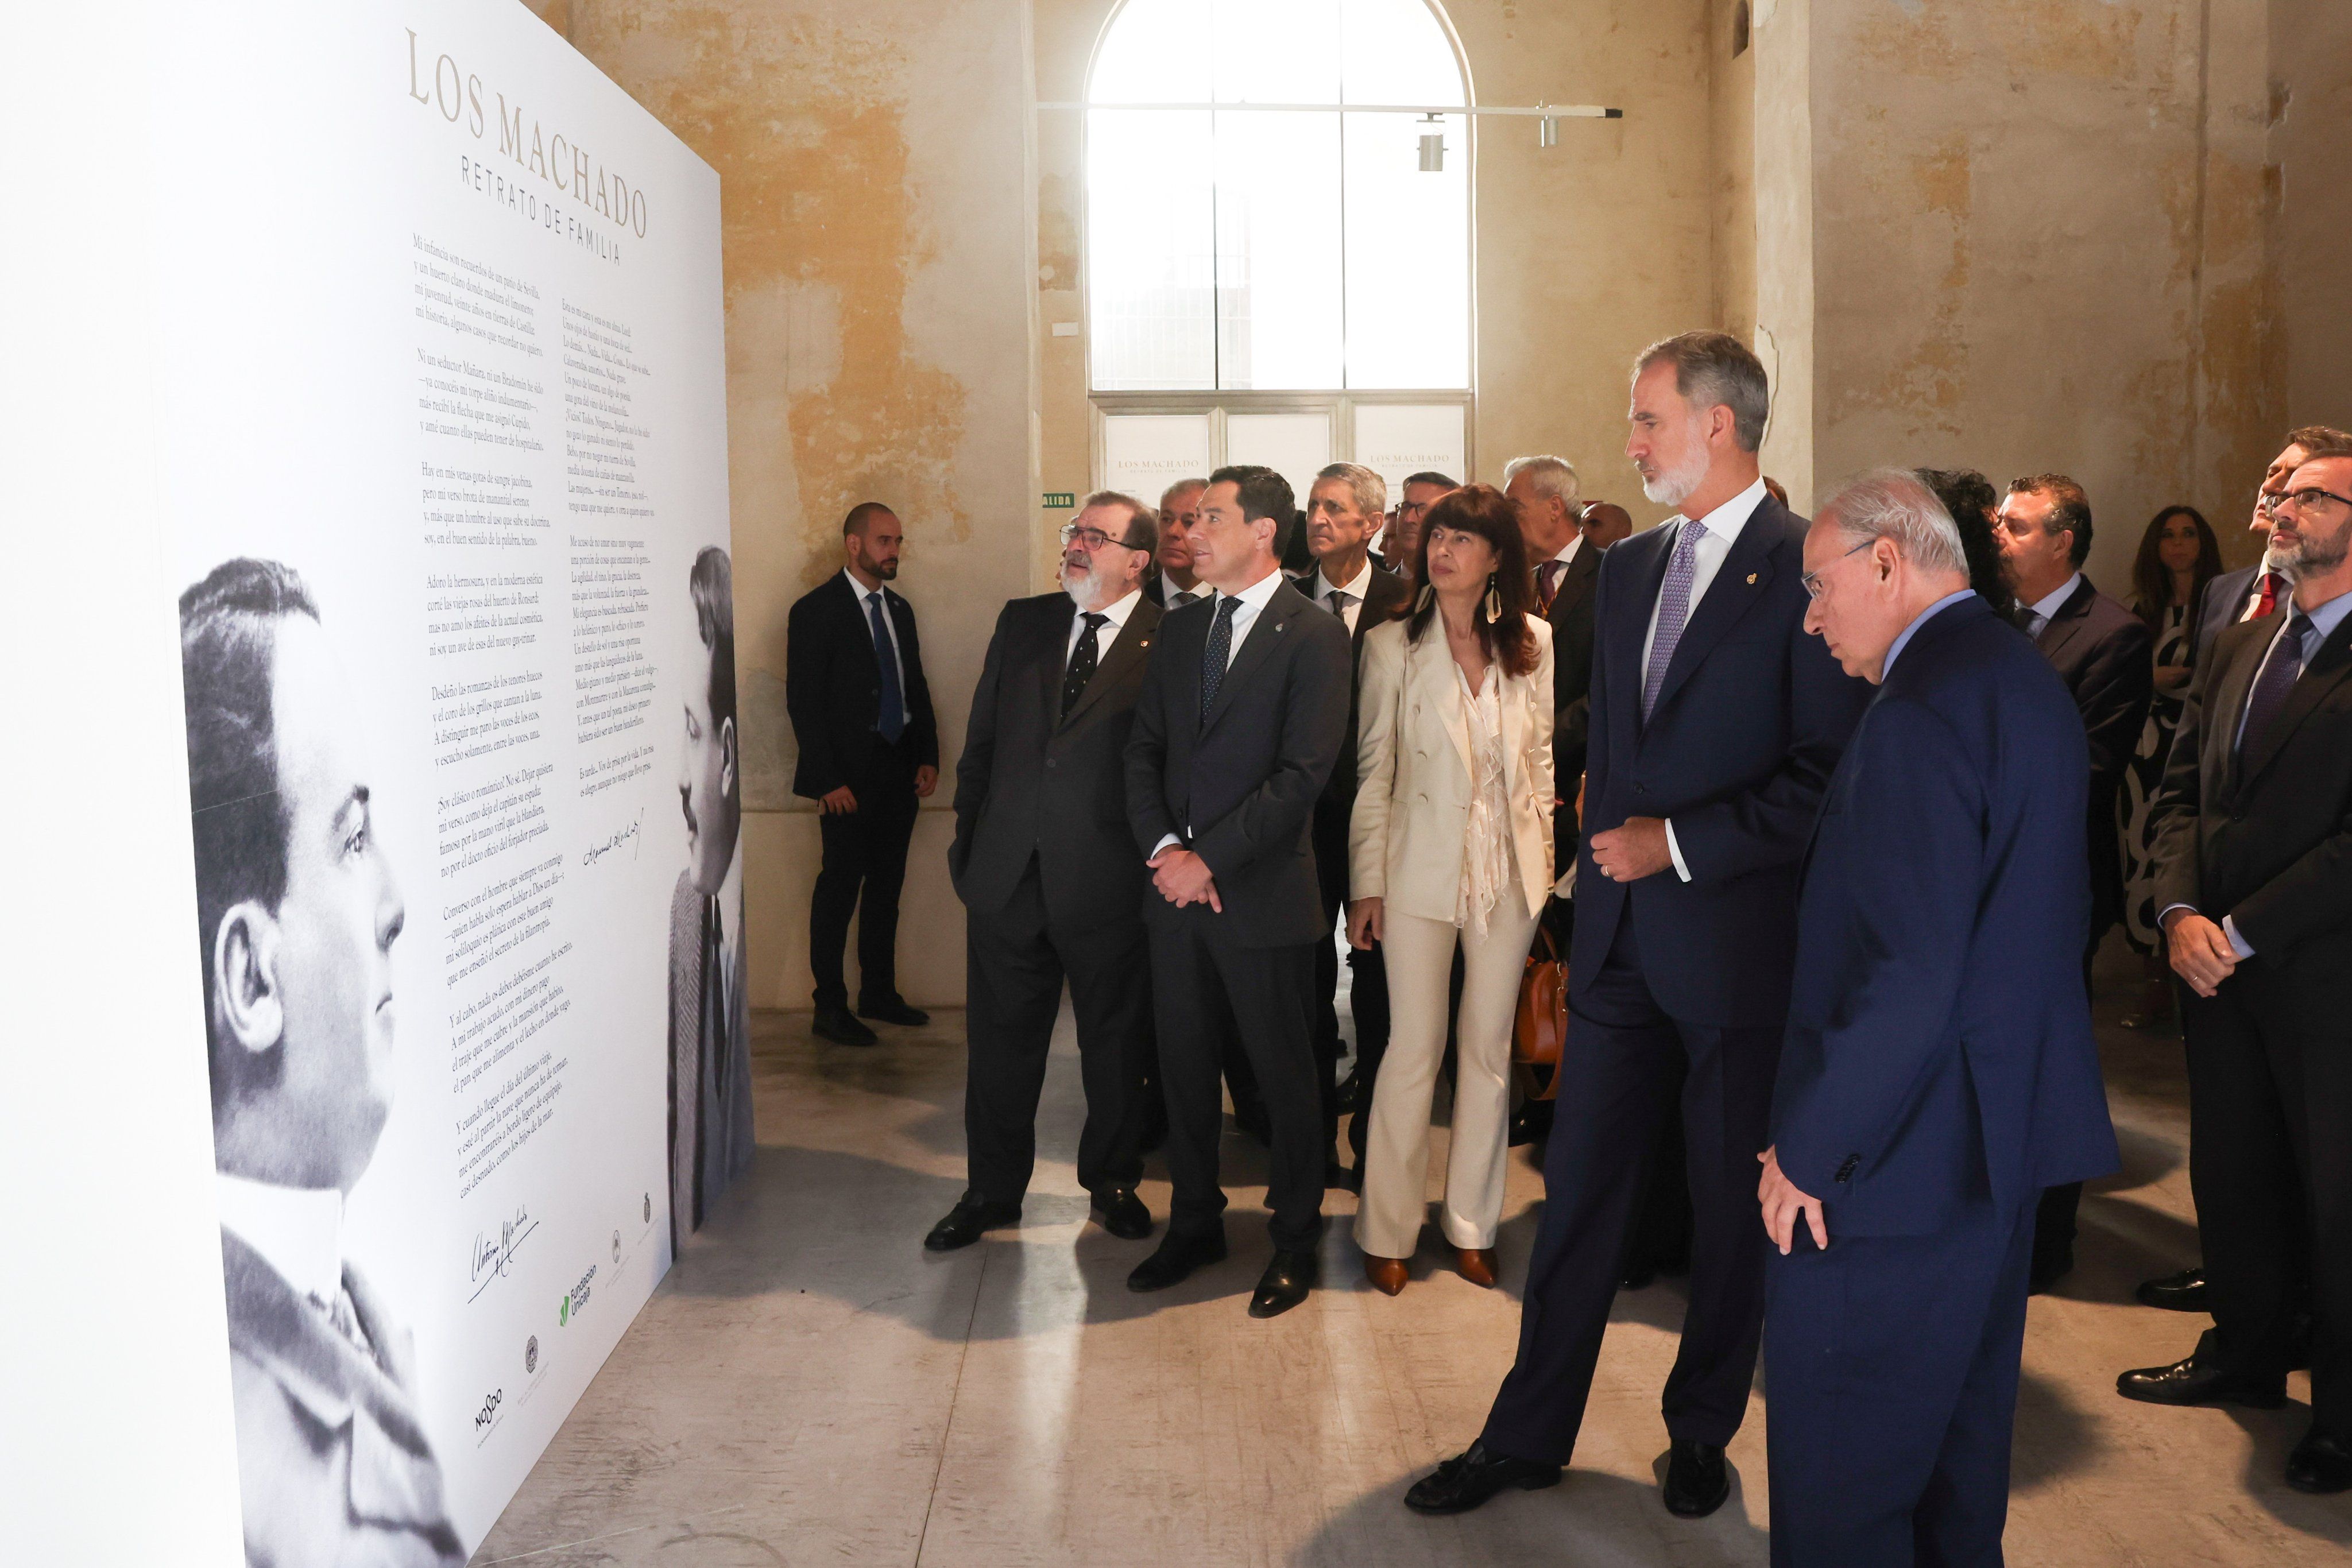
[867,591,906,744]
[1200,595,1240,722]
[2238,613,2311,761]
[1642,518,1708,720]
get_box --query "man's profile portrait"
[670,545,753,1245]
[181,557,463,1566]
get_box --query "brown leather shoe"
[1456,1248,1498,1288]
[1364,1255,1409,1295]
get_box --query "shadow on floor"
[1290,1462,1770,1568]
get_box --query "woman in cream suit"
[1347,484,1554,1293]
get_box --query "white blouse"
[1453,660,1515,935]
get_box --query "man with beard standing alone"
[1405,333,1869,1520]
[930,493,1164,1252]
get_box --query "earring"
[1483,575,1501,624]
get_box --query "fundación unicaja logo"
[643,1193,652,1225]
[559,1294,569,1326]
[612,1229,622,1264]
[525,1335,539,1375]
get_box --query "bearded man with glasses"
[931,494,1167,1251]
[2119,440,2352,1496]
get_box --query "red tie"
[2249,571,2281,621]
[1537,560,1564,613]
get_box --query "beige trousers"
[1353,891,1539,1259]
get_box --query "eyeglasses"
[1801,539,1873,601]
[2278,486,2352,514]
[1059,522,1143,552]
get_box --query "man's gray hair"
[1820,469,1968,579]
[1159,477,1206,511]
[1633,331,1771,453]
[1503,454,1580,505]
[1314,462,1387,519]
[1082,490,1158,553]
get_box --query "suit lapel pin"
[1746,573,1758,585]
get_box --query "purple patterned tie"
[1642,518,1708,720]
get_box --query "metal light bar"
[1039,101,1621,118]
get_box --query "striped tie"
[1641,520,1708,720]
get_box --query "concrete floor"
[475,947,2352,1566]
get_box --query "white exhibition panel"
[1,3,734,1559]
[1225,411,1334,515]
[1352,402,1468,497]
[1102,412,1215,506]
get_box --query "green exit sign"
[1043,491,1076,509]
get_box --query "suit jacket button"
[1046,758,1057,769]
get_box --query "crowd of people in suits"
[780,331,2352,1562]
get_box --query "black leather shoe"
[2117,1337,2285,1409]
[813,1005,878,1047]
[2029,1249,2075,1295]
[1329,1162,1364,1194]
[1662,1439,1730,1517]
[1336,1064,1362,1114]
[2136,1266,2208,1312]
[1402,1440,1562,1515]
[857,997,930,1027]
[1248,1248,1319,1318]
[1128,1230,1227,1292]
[1508,1102,1554,1148]
[2286,1428,2352,1494]
[1091,1186,1153,1240]
[1620,1263,1659,1291]
[923,1193,1020,1252]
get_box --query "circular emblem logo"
[524,1335,539,1374]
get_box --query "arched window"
[1086,0,1471,393]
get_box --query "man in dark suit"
[671,547,755,1245]
[2143,425,2345,1314]
[1124,463,1353,1318]
[179,559,466,1567]
[785,502,940,1046]
[1406,332,1869,1521]
[1372,470,1457,583]
[1300,461,1413,1184]
[2118,444,2352,1495]
[1579,500,1635,552]
[1995,473,2152,1290]
[1153,477,1210,609]
[929,493,1166,1252]
[1761,471,2118,1563]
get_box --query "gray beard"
[2263,540,2300,576]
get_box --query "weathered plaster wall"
[1786,0,2295,581]
[1751,0,1814,504]
[539,0,1039,1007]
[1034,0,1722,532]
[1708,0,1758,348]
[2272,0,2352,439]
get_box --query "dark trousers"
[1765,1199,2035,1567]
[1152,919,1326,1250]
[962,860,1152,1205]
[1314,812,1388,1164]
[808,780,917,1011]
[1481,918,1780,1459]
[2030,931,2108,1279]
[2185,963,2352,1433]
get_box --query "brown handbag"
[1512,911,1568,1102]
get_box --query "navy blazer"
[1772,596,2119,1234]
[2188,563,2258,670]
[784,572,939,799]
[1572,494,1871,1027]
[1124,578,1353,947]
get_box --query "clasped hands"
[1589,815,1672,882]
[1148,846,1223,912]
[2164,909,2237,998]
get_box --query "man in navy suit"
[1406,333,1870,1521]
[1761,471,2118,1565]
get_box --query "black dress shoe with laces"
[2136,1265,2207,1312]
[857,996,930,1027]
[813,1005,878,1047]
[2286,1427,2352,1494]
[1402,1441,1562,1515]
[923,1193,1021,1252]
[1090,1186,1154,1240]
[2117,1335,2285,1409]
[1662,1439,1730,1517]
[1128,1229,1227,1292]
[1249,1247,1320,1318]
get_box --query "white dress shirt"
[215,1172,345,1305]
[1640,476,1768,882]
[1066,586,1144,663]
[1150,566,1290,859]
[2021,572,2084,640]
[1309,555,1376,634]
[842,567,908,715]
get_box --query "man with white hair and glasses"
[1763,470,2117,1563]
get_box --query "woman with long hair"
[1347,485,1554,1293]
[2118,503,2223,1027]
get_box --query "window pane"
[1226,412,1333,516]
[1340,0,1465,106]
[1088,109,1217,391]
[1212,0,1340,104]
[1214,110,1344,390]
[1090,0,1209,103]
[1352,403,1465,500]
[1342,110,1468,388]
[1101,413,1213,504]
